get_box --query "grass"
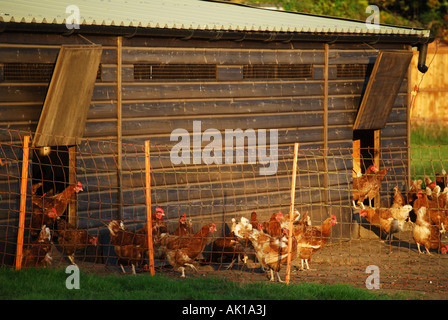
[410,126,448,181]
[0,267,402,300]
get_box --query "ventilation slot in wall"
[1,62,102,82]
[336,64,373,79]
[243,64,313,80]
[3,63,54,82]
[134,64,217,80]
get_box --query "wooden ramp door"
[33,45,102,147]
[353,50,413,131]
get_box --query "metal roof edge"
[0,21,434,45]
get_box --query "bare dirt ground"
[196,233,448,299]
[49,226,448,300]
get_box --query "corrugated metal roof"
[0,0,431,37]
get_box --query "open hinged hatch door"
[32,45,102,226]
[33,45,103,147]
[353,50,413,130]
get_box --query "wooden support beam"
[285,142,299,285]
[68,146,77,226]
[117,36,123,220]
[323,43,329,209]
[145,140,155,276]
[15,135,30,270]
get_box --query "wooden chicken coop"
[0,0,433,267]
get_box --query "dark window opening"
[337,64,374,79]
[353,129,383,209]
[243,64,313,79]
[353,130,377,173]
[134,64,216,80]
[31,145,80,241]
[31,146,70,202]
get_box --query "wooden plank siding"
[0,33,412,261]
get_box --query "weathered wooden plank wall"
[0,32,412,266]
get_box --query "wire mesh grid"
[0,128,447,293]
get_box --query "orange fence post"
[285,142,299,284]
[15,135,30,270]
[145,140,155,276]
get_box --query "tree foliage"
[238,0,448,40]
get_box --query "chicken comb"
[155,207,164,214]
[48,207,57,218]
[331,214,337,221]
[77,181,83,188]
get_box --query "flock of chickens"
[23,178,338,281]
[22,181,97,268]
[108,207,336,281]
[352,164,448,255]
[107,209,336,281]
[21,163,448,281]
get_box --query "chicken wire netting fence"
[0,128,447,294]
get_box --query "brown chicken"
[33,182,83,217]
[208,218,251,269]
[160,223,217,277]
[413,207,448,254]
[360,205,412,241]
[234,218,296,282]
[173,213,194,236]
[413,190,448,232]
[261,211,284,237]
[55,217,98,266]
[108,220,150,273]
[412,189,430,212]
[144,206,168,237]
[294,214,337,271]
[424,176,437,191]
[353,167,389,209]
[437,187,448,209]
[360,207,397,240]
[30,206,57,238]
[113,244,147,274]
[22,225,53,268]
[436,170,447,190]
[407,179,422,206]
[108,220,145,247]
[250,211,261,230]
[133,207,168,260]
[435,188,448,232]
[391,186,406,208]
[117,207,167,256]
